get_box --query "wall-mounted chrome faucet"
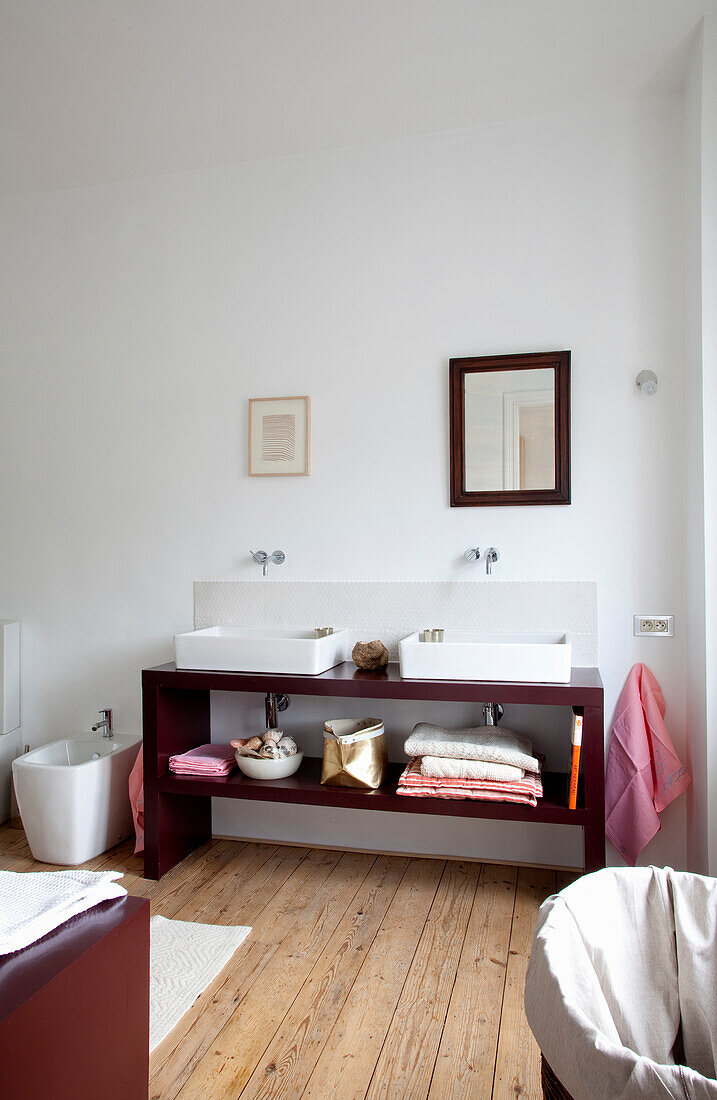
[91,708,113,739]
[265,692,290,730]
[485,548,500,575]
[465,545,499,574]
[251,549,285,577]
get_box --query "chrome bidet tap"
[91,708,113,739]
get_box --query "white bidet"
[12,733,142,865]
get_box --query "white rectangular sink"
[398,630,572,683]
[174,626,348,675]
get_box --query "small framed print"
[248,395,310,477]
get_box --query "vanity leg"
[580,703,606,873]
[145,791,211,881]
[583,824,606,874]
[143,684,212,880]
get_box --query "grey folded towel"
[404,722,540,774]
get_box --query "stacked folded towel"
[397,759,543,804]
[168,744,236,776]
[397,722,543,806]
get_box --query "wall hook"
[636,370,658,395]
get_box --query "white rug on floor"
[150,915,251,1051]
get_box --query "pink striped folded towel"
[168,744,237,776]
[396,759,543,806]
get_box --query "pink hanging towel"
[128,747,144,854]
[605,663,690,865]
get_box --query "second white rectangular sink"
[398,630,572,683]
[174,626,348,675]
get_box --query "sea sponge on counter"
[352,640,389,670]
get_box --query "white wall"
[697,15,717,875]
[683,14,717,876]
[684,24,708,874]
[0,95,689,866]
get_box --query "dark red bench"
[0,895,149,1100]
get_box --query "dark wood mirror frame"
[450,350,571,507]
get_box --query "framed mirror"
[450,350,570,506]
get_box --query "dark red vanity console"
[142,663,605,880]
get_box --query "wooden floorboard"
[150,847,343,1100]
[239,854,409,1099]
[364,859,480,1100]
[174,851,378,1099]
[493,867,557,1100]
[0,831,563,1099]
[303,857,443,1100]
[428,863,518,1100]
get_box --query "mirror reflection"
[464,367,556,492]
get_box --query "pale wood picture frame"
[248,395,311,476]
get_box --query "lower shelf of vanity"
[158,757,593,826]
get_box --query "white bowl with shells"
[230,730,303,780]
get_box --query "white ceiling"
[1,0,713,196]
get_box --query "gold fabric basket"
[321,718,388,790]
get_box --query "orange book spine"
[568,714,583,810]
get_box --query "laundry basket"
[540,1056,573,1099]
[525,866,717,1100]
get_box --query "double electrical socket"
[633,615,674,637]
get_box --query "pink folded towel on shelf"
[168,744,237,776]
[605,663,691,865]
[396,759,543,806]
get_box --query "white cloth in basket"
[525,866,717,1099]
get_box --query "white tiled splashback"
[194,580,598,666]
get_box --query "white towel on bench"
[0,868,127,956]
